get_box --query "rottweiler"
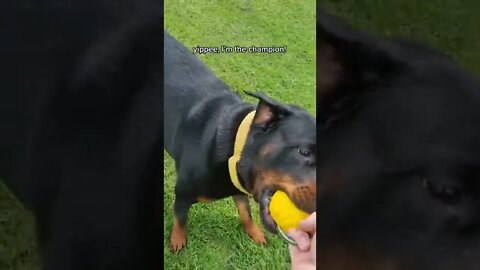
[1,1,163,269]
[316,8,480,270]
[164,31,316,252]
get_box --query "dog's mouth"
[259,188,278,233]
[252,169,317,233]
[258,184,317,234]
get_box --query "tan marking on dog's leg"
[233,195,266,245]
[170,215,187,252]
[196,196,214,203]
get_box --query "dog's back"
[163,32,241,154]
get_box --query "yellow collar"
[228,110,256,195]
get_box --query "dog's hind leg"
[171,198,193,252]
[233,195,266,245]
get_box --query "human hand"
[288,212,316,270]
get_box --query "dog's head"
[237,91,316,233]
[316,8,480,270]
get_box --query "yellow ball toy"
[269,191,309,244]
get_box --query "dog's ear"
[317,8,401,125]
[245,91,291,131]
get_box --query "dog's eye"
[263,121,276,132]
[297,147,312,157]
[440,186,462,204]
[423,178,463,204]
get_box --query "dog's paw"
[246,224,267,245]
[170,227,187,252]
[170,239,186,252]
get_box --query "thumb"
[299,212,316,234]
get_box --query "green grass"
[163,158,294,270]
[164,0,315,269]
[0,183,39,270]
[322,0,480,73]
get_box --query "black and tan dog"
[315,8,480,270]
[1,1,164,269]
[164,31,316,252]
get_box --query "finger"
[288,245,310,270]
[288,228,311,251]
[299,212,316,234]
[288,228,310,248]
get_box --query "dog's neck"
[214,102,255,164]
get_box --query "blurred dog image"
[315,8,480,270]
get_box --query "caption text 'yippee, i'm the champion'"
[192,45,287,55]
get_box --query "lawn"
[1,1,479,269]
[0,183,38,270]
[322,0,480,73]
[163,0,316,269]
